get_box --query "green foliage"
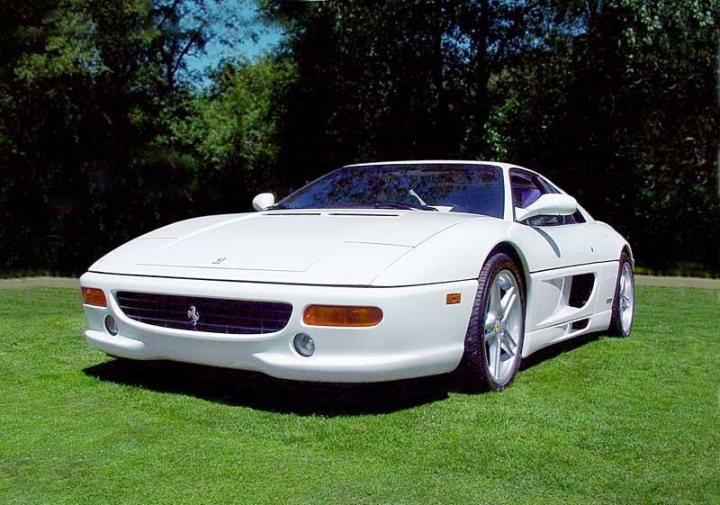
[174,57,295,169]
[14,1,107,83]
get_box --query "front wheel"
[461,252,525,391]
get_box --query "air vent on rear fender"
[571,318,589,330]
[568,273,595,308]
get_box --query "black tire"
[608,252,635,337]
[459,252,526,392]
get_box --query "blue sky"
[184,1,285,80]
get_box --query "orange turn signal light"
[81,287,107,307]
[303,305,383,327]
[446,293,462,305]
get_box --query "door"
[508,168,611,338]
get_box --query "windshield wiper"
[267,202,438,211]
[372,201,438,211]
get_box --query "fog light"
[293,333,315,357]
[104,315,118,336]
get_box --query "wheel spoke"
[490,281,502,316]
[621,269,632,297]
[500,286,515,310]
[484,329,497,343]
[501,291,517,323]
[500,339,514,358]
[504,329,517,349]
[485,339,494,375]
[493,336,502,375]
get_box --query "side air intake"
[568,273,595,308]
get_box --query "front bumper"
[80,272,477,382]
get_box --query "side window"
[511,169,582,226]
[510,172,547,210]
[563,209,586,225]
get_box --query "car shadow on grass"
[519,332,601,371]
[82,333,603,416]
[83,359,456,416]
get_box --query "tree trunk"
[474,0,492,156]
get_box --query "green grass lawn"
[1,286,718,504]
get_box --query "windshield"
[274,163,505,218]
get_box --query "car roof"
[341,160,555,181]
[343,160,517,169]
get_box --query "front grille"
[115,291,293,335]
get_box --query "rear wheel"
[461,253,525,391]
[608,252,635,337]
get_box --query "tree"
[0,0,238,272]
[166,56,295,211]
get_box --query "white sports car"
[80,161,635,390]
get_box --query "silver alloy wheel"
[483,269,522,384]
[619,262,635,333]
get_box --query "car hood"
[90,210,484,286]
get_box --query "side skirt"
[521,260,618,358]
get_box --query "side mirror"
[515,194,577,222]
[252,192,275,211]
